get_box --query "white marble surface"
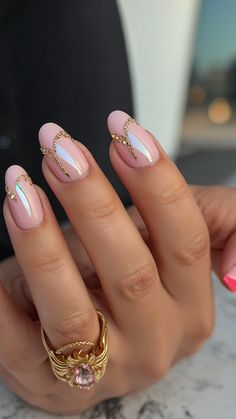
[0,279,235,419]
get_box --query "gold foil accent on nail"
[53,130,72,152]
[5,174,33,202]
[5,186,16,200]
[40,146,70,177]
[40,130,79,177]
[16,174,32,185]
[111,117,137,159]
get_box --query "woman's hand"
[0,111,214,415]
[2,185,235,314]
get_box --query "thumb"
[191,185,236,292]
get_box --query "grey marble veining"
[0,278,235,419]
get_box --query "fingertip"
[107,110,132,134]
[38,122,63,147]
[5,165,28,185]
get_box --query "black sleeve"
[0,0,134,259]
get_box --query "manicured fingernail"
[223,265,236,292]
[5,165,43,230]
[107,110,160,168]
[39,123,89,182]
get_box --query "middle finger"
[39,123,164,338]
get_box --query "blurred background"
[118,0,236,186]
[183,0,236,147]
[179,0,236,185]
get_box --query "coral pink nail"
[223,265,236,292]
[5,165,43,230]
[107,110,160,168]
[39,123,89,182]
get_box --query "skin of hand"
[0,110,220,415]
[128,185,236,292]
[2,185,235,311]
[67,184,236,292]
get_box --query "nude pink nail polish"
[107,110,160,168]
[39,123,89,182]
[223,265,236,292]
[5,165,43,230]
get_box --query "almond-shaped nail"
[39,123,89,182]
[223,265,236,292]
[5,165,43,229]
[107,110,160,168]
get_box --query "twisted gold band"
[41,309,109,389]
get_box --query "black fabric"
[0,0,134,260]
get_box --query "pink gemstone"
[74,365,95,388]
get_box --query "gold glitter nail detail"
[40,130,78,177]
[16,174,32,185]
[40,146,70,177]
[5,174,33,201]
[111,117,137,159]
[5,186,16,200]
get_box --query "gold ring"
[41,309,109,389]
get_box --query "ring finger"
[4,165,100,350]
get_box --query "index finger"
[107,111,212,307]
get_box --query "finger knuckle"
[31,251,64,276]
[79,196,119,221]
[195,313,215,342]
[158,180,188,207]
[143,352,170,381]
[51,310,94,342]
[117,261,157,301]
[148,362,169,381]
[187,310,215,353]
[174,231,210,266]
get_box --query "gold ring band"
[41,309,109,389]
